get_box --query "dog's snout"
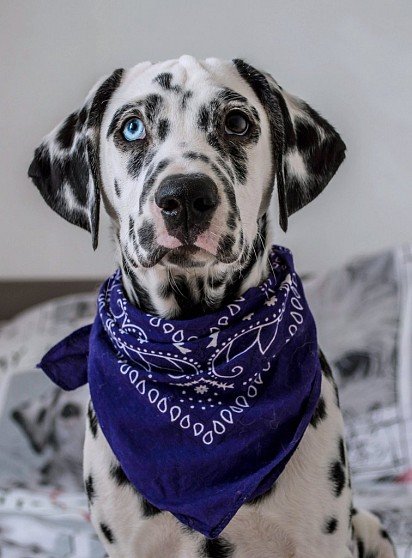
[155,173,218,242]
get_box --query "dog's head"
[29,56,345,312]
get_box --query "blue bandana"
[38,246,321,538]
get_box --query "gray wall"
[1,0,411,278]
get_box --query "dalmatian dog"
[28,56,396,558]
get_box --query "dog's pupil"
[226,111,248,134]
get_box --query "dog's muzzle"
[155,173,218,244]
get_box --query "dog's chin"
[162,245,216,268]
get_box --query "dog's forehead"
[108,55,260,116]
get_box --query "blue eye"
[122,118,146,141]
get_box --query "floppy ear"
[28,69,124,249]
[233,59,346,232]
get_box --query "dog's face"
[100,58,273,269]
[29,56,345,312]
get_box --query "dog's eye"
[225,111,249,135]
[122,118,146,141]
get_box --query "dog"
[28,56,396,558]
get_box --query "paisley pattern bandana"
[38,246,322,538]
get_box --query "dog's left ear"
[28,69,124,249]
[233,59,346,231]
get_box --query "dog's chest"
[83,373,352,557]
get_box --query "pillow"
[304,244,412,483]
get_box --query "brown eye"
[224,111,249,135]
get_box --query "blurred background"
[1,0,412,282]
[0,1,411,557]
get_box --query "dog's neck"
[118,217,271,319]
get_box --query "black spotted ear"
[233,59,346,232]
[28,69,124,249]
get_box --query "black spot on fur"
[110,463,130,487]
[202,536,235,557]
[158,118,170,141]
[339,437,346,468]
[144,94,163,124]
[310,395,327,428]
[100,522,115,544]
[57,112,78,149]
[329,460,346,497]
[323,517,338,534]
[357,539,365,558]
[154,72,173,89]
[217,234,236,261]
[141,497,162,517]
[114,179,121,197]
[183,151,210,163]
[139,158,171,212]
[87,401,98,438]
[154,72,181,93]
[85,474,95,504]
[137,221,156,251]
[181,90,193,109]
[127,150,146,179]
[319,350,333,380]
[198,105,210,131]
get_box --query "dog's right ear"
[28,69,124,249]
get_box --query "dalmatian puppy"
[28,56,396,558]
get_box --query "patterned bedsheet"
[0,245,411,557]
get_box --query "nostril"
[160,197,181,214]
[193,196,216,213]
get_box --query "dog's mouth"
[162,245,211,268]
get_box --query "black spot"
[339,437,346,468]
[139,157,171,211]
[158,118,170,141]
[295,118,320,152]
[100,522,115,544]
[380,528,390,540]
[351,506,358,516]
[127,150,146,179]
[217,234,236,261]
[198,105,210,131]
[154,72,173,89]
[114,179,121,197]
[57,112,78,150]
[87,401,98,438]
[144,93,163,124]
[357,539,365,558]
[329,460,346,497]
[202,536,235,557]
[319,350,333,380]
[36,408,47,424]
[122,257,158,313]
[141,497,162,517]
[310,395,327,428]
[110,463,130,487]
[85,474,95,504]
[183,151,210,163]
[323,517,338,534]
[60,402,80,418]
[137,221,156,251]
[181,90,193,109]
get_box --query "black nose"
[155,173,219,242]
